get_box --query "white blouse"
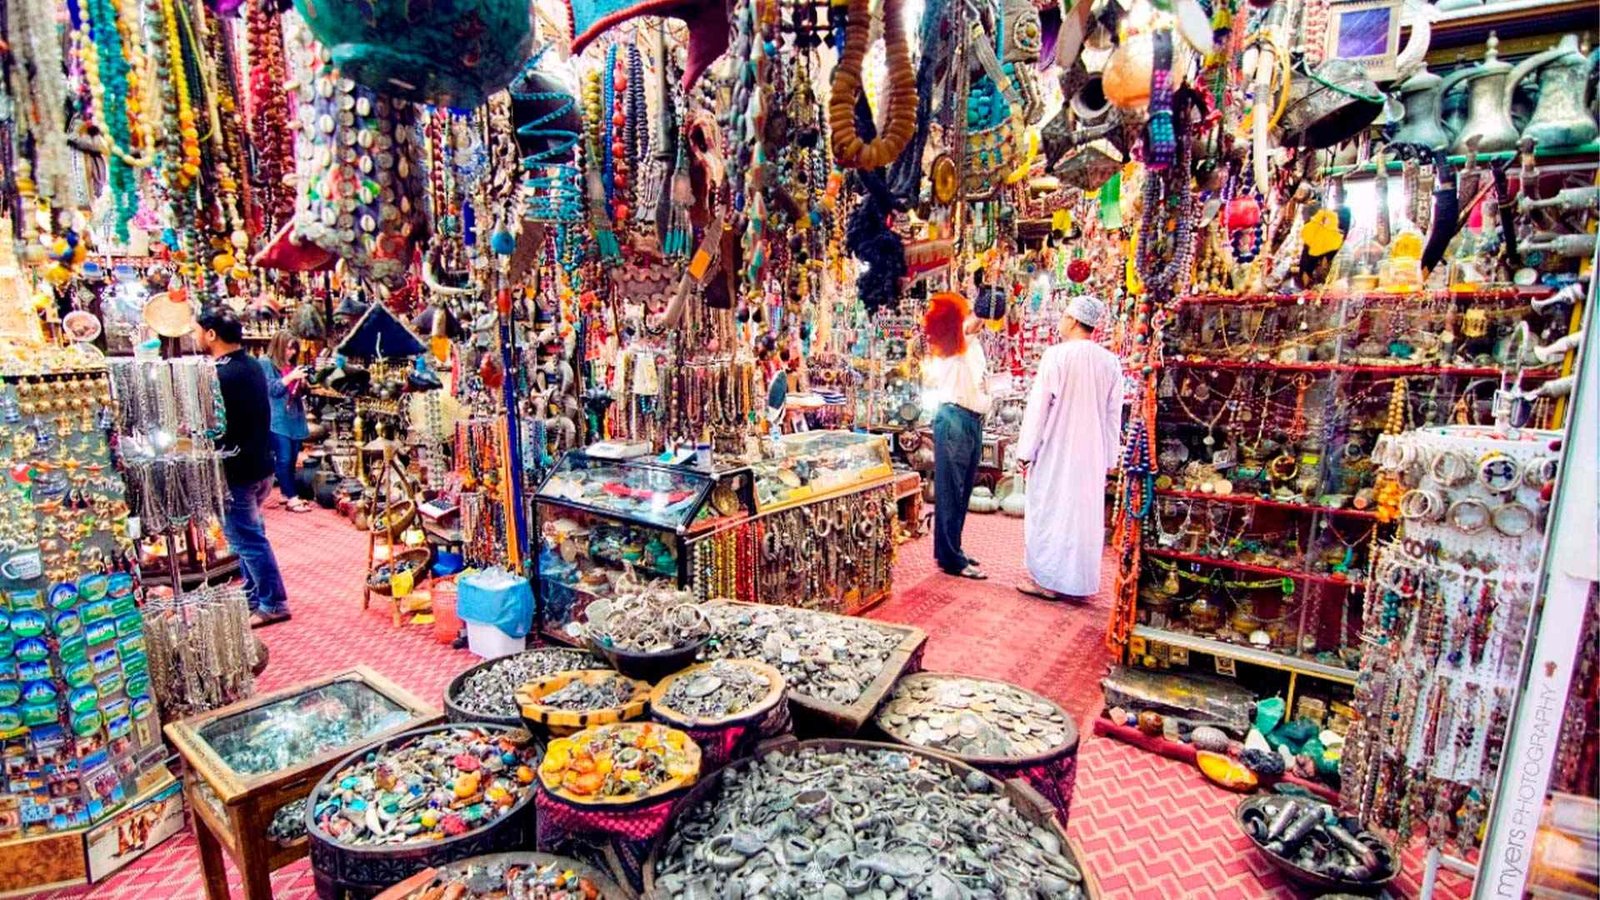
[921,340,992,416]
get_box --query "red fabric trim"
[1090,718,1340,804]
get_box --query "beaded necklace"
[245,0,293,231]
[11,0,74,202]
[161,0,201,190]
[624,44,646,223]
[201,15,249,271]
[80,0,148,238]
[600,46,619,214]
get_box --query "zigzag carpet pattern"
[26,508,1471,899]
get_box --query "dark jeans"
[933,403,983,574]
[271,433,303,502]
[223,478,289,616]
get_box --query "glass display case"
[165,667,439,900]
[750,431,894,511]
[533,451,756,642]
[535,452,717,531]
[195,679,414,777]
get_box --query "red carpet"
[26,508,1471,899]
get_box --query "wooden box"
[164,667,440,900]
[702,600,927,735]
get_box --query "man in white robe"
[1015,295,1124,600]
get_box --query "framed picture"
[1325,0,1403,82]
[1214,655,1237,677]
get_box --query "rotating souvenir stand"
[1339,426,1560,875]
[107,358,237,595]
[1127,288,1560,713]
[0,366,177,897]
[531,450,754,642]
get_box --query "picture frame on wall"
[1325,0,1403,82]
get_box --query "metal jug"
[1391,64,1451,150]
[1441,32,1520,154]
[1506,34,1598,151]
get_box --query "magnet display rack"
[1126,287,1561,708]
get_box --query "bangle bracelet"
[1268,453,1299,481]
[1492,501,1537,537]
[1399,488,1442,521]
[1523,455,1558,489]
[1428,449,1473,487]
[1477,451,1522,493]
[1447,497,1492,534]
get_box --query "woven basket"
[516,670,650,737]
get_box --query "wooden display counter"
[0,767,182,898]
[165,667,440,900]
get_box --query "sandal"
[250,611,293,628]
[1017,581,1065,601]
[952,565,989,581]
[287,499,315,513]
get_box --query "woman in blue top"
[259,332,314,512]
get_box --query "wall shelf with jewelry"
[1127,287,1551,734]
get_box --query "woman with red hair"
[921,292,991,580]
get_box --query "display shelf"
[1318,143,1593,178]
[1179,287,1553,307]
[1155,488,1382,520]
[1144,546,1360,588]
[1159,357,1560,379]
[1132,625,1359,685]
[140,555,241,589]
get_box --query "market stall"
[0,0,1593,893]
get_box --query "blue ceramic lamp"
[293,0,531,108]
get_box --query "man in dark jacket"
[194,308,291,626]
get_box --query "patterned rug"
[25,507,1471,899]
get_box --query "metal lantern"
[293,0,532,108]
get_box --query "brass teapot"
[1506,34,1597,151]
[1390,64,1451,150]
[1440,32,1519,154]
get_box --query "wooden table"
[165,667,440,900]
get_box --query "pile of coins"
[395,855,620,899]
[536,673,640,712]
[656,745,1086,898]
[657,661,772,721]
[702,603,903,704]
[876,674,1072,759]
[450,649,609,719]
[310,727,536,846]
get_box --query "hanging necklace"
[1174,374,1229,449]
[80,0,153,238]
[827,0,916,170]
